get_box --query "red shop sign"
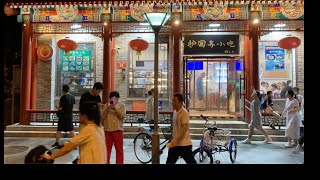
[116,60,127,69]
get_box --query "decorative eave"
[5,0,305,8]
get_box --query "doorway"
[183,57,244,115]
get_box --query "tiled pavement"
[4,137,304,164]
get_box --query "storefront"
[4,0,304,124]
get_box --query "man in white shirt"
[166,93,196,164]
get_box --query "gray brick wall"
[36,35,52,109]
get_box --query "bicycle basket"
[203,129,231,147]
[160,126,172,140]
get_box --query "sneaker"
[285,142,294,148]
[263,137,272,144]
[52,142,59,147]
[296,144,304,152]
[242,138,252,144]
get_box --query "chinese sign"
[116,60,127,69]
[265,46,285,71]
[184,35,239,55]
[60,50,92,72]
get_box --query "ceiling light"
[209,23,221,27]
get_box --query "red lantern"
[57,39,78,51]
[278,37,301,49]
[129,39,149,55]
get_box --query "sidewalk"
[4,137,304,164]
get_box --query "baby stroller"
[24,145,55,164]
[25,145,79,164]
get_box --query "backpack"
[260,99,268,110]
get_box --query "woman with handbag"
[53,84,75,147]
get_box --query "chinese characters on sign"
[265,46,285,71]
[184,35,239,55]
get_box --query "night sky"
[3,14,22,66]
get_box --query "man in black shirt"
[80,82,104,108]
[280,81,292,98]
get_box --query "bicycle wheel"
[133,133,152,164]
[228,138,237,164]
[193,147,213,164]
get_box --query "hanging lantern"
[37,44,53,61]
[278,36,301,49]
[129,39,149,56]
[57,38,78,55]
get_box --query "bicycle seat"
[207,126,218,131]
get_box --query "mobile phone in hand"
[110,101,113,105]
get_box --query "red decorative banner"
[116,60,127,69]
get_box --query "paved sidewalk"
[4,137,304,164]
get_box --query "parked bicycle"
[133,120,174,164]
[193,115,238,164]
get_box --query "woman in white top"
[145,89,154,122]
[242,86,272,144]
[282,90,301,148]
[43,102,107,164]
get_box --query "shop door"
[183,58,243,113]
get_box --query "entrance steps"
[5,120,287,142]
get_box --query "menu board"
[60,50,91,72]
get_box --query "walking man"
[166,93,196,164]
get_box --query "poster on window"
[265,46,285,71]
[60,50,91,72]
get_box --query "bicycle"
[133,120,173,164]
[193,115,238,164]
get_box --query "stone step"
[6,121,249,131]
[4,126,285,136]
[4,131,287,142]
[4,131,79,138]
[5,125,80,132]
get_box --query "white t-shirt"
[70,123,107,164]
[172,107,192,146]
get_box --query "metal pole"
[152,32,160,164]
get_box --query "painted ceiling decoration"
[5,0,304,22]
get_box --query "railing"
[26,109,173,126]
[243,99,285,128]
[244,99,251,111]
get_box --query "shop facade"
[4,0,304,124]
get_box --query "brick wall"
[36,35,52,109]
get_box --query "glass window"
[56,43,95,97]
[128,43,168,98]
[258,41,295,98]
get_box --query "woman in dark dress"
[52,84,76,147]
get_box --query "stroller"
[25,145,79,164]
[24,145,55,164]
